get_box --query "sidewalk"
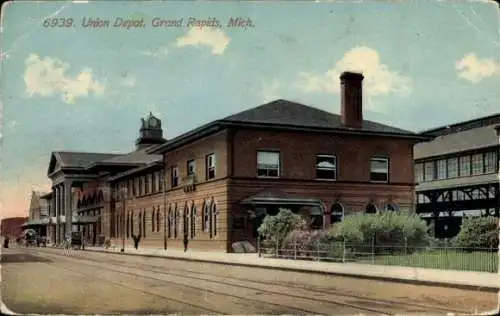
[84,246,499,290]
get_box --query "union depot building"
[43,72,431,252]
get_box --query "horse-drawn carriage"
[66,231,84,250]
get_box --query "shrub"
[258,208,306,249]
[283,229,352,261]
[453,216,499,250]
[328,211,431,253]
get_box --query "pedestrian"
[3,236,9,248]
[183,232,188,252]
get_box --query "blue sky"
[1,0,499,218]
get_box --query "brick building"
[44,71,431,252]
[1,217,28,238]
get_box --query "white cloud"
[295,46,411,97]
[142,47,169,59]
[175,28,230,55]
[455,53,499,84]
[23,54,105,104]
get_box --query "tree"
[257,208,306,249]
[453,216,499,250]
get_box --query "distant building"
[1,217,28,238]
[414,114,500,238]
[21,191,52,240]
[44,72,431,252]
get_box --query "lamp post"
[121,187,127,253]
[163,171,168,251]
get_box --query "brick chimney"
[340,71,364,129]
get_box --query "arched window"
[190,203,196,239]
[365,203,378,214]
[152,208,156,232]
[138,211,142,236]
[330,203,344,224]
[156,206,161,232]
[309,206,324,229]
[167,205,172,238]
[384,203,398,212]
[212,201,217,237]
[142,209,146,238]
[174,204,179,239]
[203,201,210,233]
[183,203,189,237]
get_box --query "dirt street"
[1,247,497,315]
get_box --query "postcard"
[1,0,499,315]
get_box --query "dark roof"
[420,113,500,137]
[414,123,499,160]
[56,152,121,168]
[86,147,162,168]
[223,99,415,134]
[149,99,431,154]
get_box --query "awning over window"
[21,218,51,227]
[72,215,99,224]
[240,188,325,210]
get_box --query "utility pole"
[163,171,168,251]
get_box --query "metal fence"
[257,238,498,273]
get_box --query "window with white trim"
[459,156,471,176]
[316,155,337,180]
[447,157,458,178]
[436,159,447,180]
[471,153,483,175]
[484,151,496,173]
[370,157,389,182]
[414,163,423,183]
[257,151,280,177]
[206,154,216,180]
[424,162,435,181]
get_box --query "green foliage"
[328,211,431,251]
[453,216,499,249]
[258,208,306,249]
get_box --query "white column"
[55,186,60,244]
[64,180,73,236]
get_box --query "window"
[187,160,196,176]
[206,154,216,180]
[384,204,398,212]
[171,166,179,187]
[309,206,323,230]
[146,174,152,194]
[156,206,161,232]
[330,203,344,224]
[414,163,423,183]
[212,202,217,237]
[152,172,157,192]
[190,204,196,239]
[484,151,496,173]
[316,155,337,180]
[447,157,458,178]
[370,157,389,182]
[159,171,164,192]
[257,151,280,177]
[365,204,377,214]
[134,178,139,197]
[459,156,471,177]
[472,153,484,175]
[152,208,155,232]
[203,202,210,233]
[424,161,435,181]
[139,177,144,195]
[128,180,133,197]
[174,205,178,238]
[436,159,447,180]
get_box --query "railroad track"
[26,248,478,315]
